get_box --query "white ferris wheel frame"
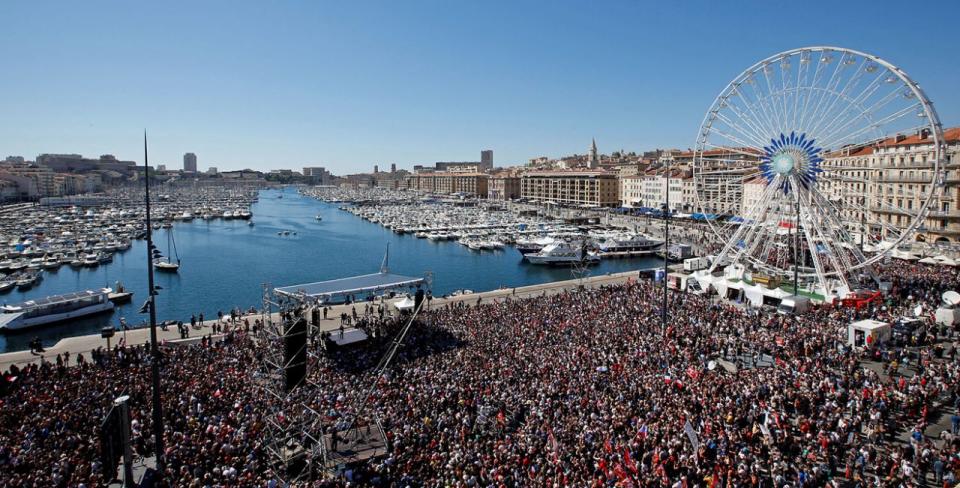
[692,46,945,289]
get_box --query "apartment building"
[821,127,960,243]
[488,173,521,200]
[520,171,619,207]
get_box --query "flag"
[686,366,700,380]
[638,424,648,439]
[684,420,699,452]
[624,448,638,474]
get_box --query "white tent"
[848,319,890,348]
[393,296,416,312]
[936,291,960,326]
[934,255,958,267]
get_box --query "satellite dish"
[943,291,960,307]
[708,361,717,371]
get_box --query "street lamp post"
[143,133,165,472]
[662,170,670,331]
[793,191,800,298]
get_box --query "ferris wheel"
[692,46,945,296]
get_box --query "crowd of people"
[0,261,958,487]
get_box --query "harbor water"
[0,187,660,352]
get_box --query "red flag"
[613,463,627,481]
[624,448,638,474]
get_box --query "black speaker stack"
[283,317,308,391]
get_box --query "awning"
[276,272,425,300]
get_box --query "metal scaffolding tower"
[255,283,327,484]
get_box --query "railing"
[925,210,960,220]
[875,175,937,183]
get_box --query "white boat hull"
[525,255,601,266]
[0,301,114,331]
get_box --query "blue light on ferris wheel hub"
[759,131,824,194]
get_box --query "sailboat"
[153,227,181,272]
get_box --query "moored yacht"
[42,255,62,269]
[14,270,42,290]
[525,241,601,266]
[515,236,555,255]
[594,233,664,253]
[0,288,115,332]
[82,253,100,267]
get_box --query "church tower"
[588,138,599,169]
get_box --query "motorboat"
[42,256,62,269]
[27,257,44,269]
[515,236,555,255]
[0,288,115,332]
[107,281,134,304]
[14,270,42,290]
[0,280,14,293]
[525,241,601,266]
[82,253,100,267]
[315,215,323,221]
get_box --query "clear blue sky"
[0,0,957,173]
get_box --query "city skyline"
[1,0,958,173]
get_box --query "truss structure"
[255,283,327,484]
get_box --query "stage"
[325,327,369,347]
[323,424,388,470]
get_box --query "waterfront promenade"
[0,269,644,370]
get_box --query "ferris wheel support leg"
[795,191,835,297]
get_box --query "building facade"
[520,171,619,207]
[740,176,767,218]
[488,174,521,200]
[303,166,332,185]
[620,175,643,207]
[821,127,960,243]
[183,153,198,173]
[481,150,493,171]
[406,172,488,197]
